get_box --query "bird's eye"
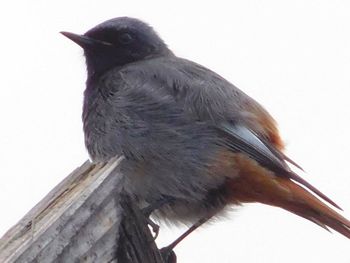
[118,33,133,44]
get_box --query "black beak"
[60,31,113,49]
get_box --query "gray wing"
[117,57,341,209]
[217,122,341,209]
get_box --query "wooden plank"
[0,157,166,263]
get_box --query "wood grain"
[0,157,166,263]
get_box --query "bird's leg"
[143,217,161,240]
[160,213,213,262]
[141,196,175,239]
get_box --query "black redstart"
[61,17,350,244]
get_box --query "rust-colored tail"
[228,155,350,238]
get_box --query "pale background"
[0,1,349,262]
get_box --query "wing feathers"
[218,123,341,210]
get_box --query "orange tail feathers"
[228,154,350,238]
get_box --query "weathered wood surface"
[0,157,165,263]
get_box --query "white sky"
[1,1,349,262]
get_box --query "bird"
[61,17,350,250]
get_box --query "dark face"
[61,17,171,78]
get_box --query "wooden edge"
[0,156,167,263]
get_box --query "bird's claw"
[145,217,160,240]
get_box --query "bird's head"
[61,17,171,78]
